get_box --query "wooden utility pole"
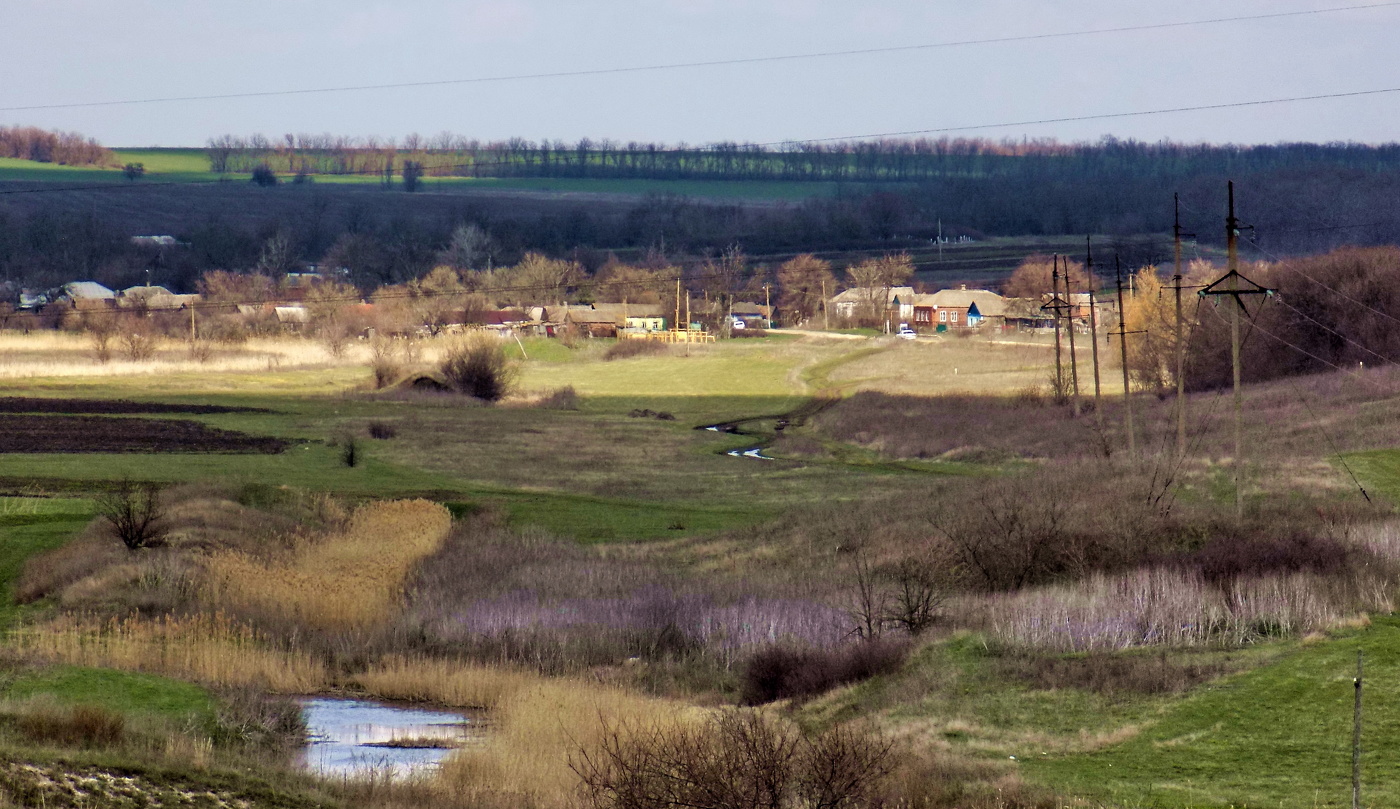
[1353,650,1363,809]
[764,283,771,329]
[1199,181,1272,520]
[1173,193,1189,460]
[674,277,681,335]
[1086,237,1102,403]
[1062,255,1082,417]
[1115,255,1135,457]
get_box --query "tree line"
[206,133,1400,185]
[0,126,111,167]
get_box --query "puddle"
[727,447,774,460]
[299,697,481,778]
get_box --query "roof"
[62,281,115,300]
[830,286,916,305]
[926,288,1007,317]
[120,285,175,299]
[731,302,772,317]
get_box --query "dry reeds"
[11,612,327,692]
[204,499,452,630]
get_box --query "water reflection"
[300,697,479,777]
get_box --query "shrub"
[368,335,405,389]
[572,710,894,809]
[536,385,580,410]
[604,339,668,361]
[210,687,306,750]
[1187,530,1354,584]
[367,421,398,439]
[339,434,359,467]
[740,639,909,705]
[97,480,167,551]
[120,328,159,361]
[440,333,518,402]
[18,703,125,748]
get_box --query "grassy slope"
[0,497,94,627]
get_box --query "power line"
[4,3,1396,113]
[772,85,1400,145]
[11,82,1400,199]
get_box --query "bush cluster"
[740,639,910,705]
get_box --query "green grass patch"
[1025,620,1400,808]
[4,667,216,724]
[0,497,93,627]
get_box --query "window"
[939,311,947,322]
[951,311,959,323]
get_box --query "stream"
[299,697,482,778]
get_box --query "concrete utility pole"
[821,277,829,331]
[1062,255,1082,417]
[1199,181,1272,520]
[1086,237,1102,404]
[1115,255,1135,458]
[1173,193,1192,460]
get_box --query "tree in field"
[122,162,145,181]
[250,163,278,187]
[595,262,663,305]
[845,253,913,325]
[1003,254,1090,299]
[373,266,482,334]
[98,480,167,551]
[1122,267,1175,394]
[255,230,298,276]
[777,253,835,326]
[402,160,424,192]
[438,223,496,271]
[491,252,580,307]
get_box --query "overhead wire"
[4,3,1396,113]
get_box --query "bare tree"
[777,254,835,326]
[98,480,167,551]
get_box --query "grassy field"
[0,149,850,202]
[1,327,1400,807]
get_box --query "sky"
[5,0,1400,148]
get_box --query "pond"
[299,697,482,778]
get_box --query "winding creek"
[299,698,482,778]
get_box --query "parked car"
[897,326,917,340]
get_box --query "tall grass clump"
[439,332,518,402]
[11,612,328,692]
[603,339,668,361]
[204,499,452,630]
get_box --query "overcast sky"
[5,1,1399,148]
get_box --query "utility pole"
[1045,256,1066,402]
[1173,193,1193,460]
[1062,255,1082,417]
[821,277,830,331]
[674,276,681,337]
[938,219,943,262]
[1086,236,1102,403]
[1115,255,1135,457]
[1199,181,1272,520]
[764,283,771,329]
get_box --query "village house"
[911,286,1007,331]
[828,286,916,323]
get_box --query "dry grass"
[352,656,540,709]
[203,499,452,630]
[0,331,372,378]
[824,334,1082,397]
[11,612,328,692]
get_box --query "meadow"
[1,326,1400,807]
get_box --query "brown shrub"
[18,703,125,748]
[603,339,668,361]
[367,421,398,439]
[572,710,894,809]
[535,385,581,410]
[740,639,909,705]
[15,534,122,604]
[440,333,518,402]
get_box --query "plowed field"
[0,415,287,454]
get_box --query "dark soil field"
[0,397,265,415]
[0,415,287,454]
